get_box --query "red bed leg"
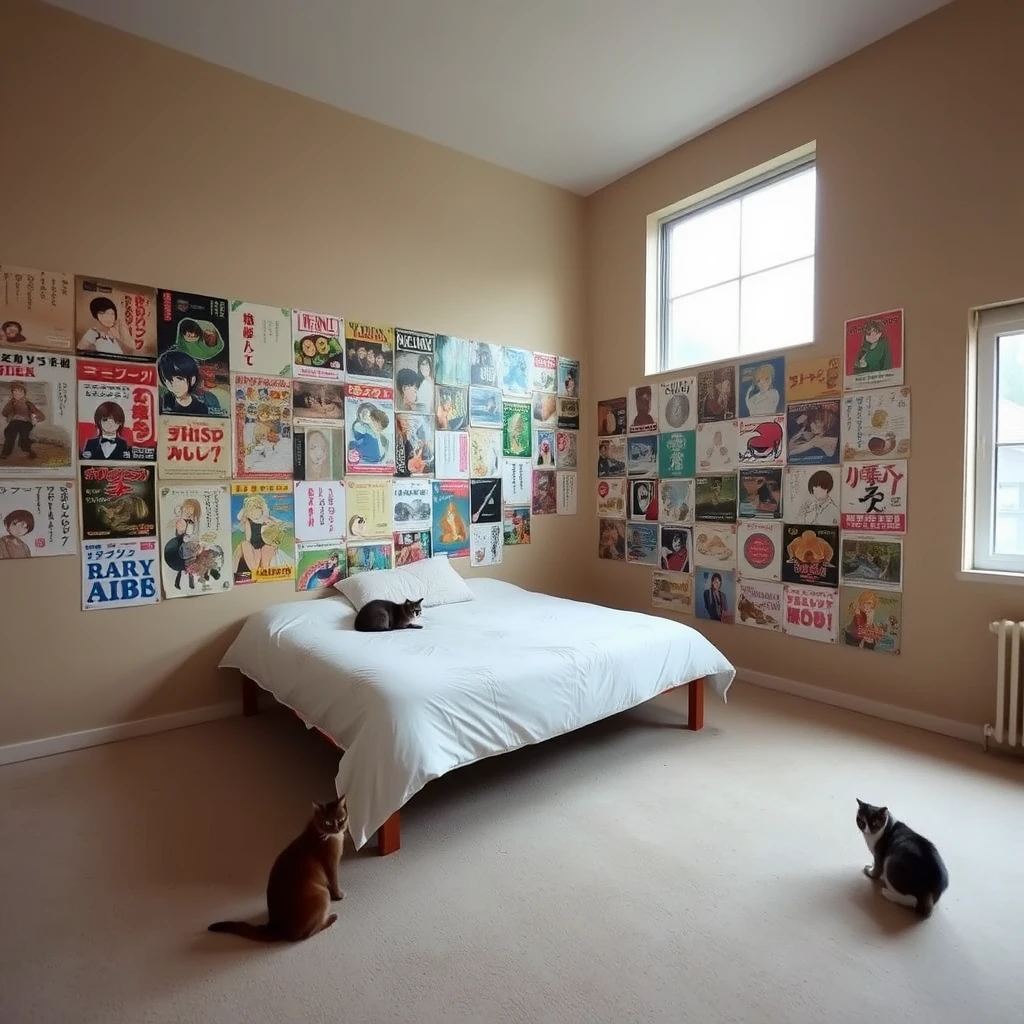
[687,677,705,731]
[242,676,259,717]
[377,812,401,855]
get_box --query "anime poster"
[392,479,432,532]
[75,276,157,362]
[500,347,531,397]
[842,387,911,462]
[737,580,783,631]
[532,353,557,394]
[738,357,786,418]
[693,522,738,571]
[696,420,738,473]
[504,505,532,546]
[503,400,532,458]
[535,428,555,468]
[738,468,782,519]
[294,425,345,481]
[557,398,579,431]
[657,430,696,479]
[431,479,470,559]
[469,386,503,428]
[556,471,577,515]
[556,430,578,470]
[158,417,229,479]
[435,385,468,431]
[695,568,735,624]
[81,538,160,611]
[652,571,693,614]
[345,382,394,475]
[394,529,431,566]
[658,376,697,432]
[557,357,580,399]
[435,335,470,386]
[80,464,156,539]
[470,477,502,527]
[158,483,232,598]
[0,481,76,558]
[787,399,841,465]
[840,535,903,591]
[697,366,736,423]
[695,475,738,523]
[532,468,557,515]
[394,329,436,413]
[658,478,694,525]
[156,290,230,417]
[228,302,291,376]
[597,436,626,477]
[841,461,908,533]
[346,478,393,538]
[787,354,841,402]
[532,391,558,429]
[839,586,902,654]
[626,522,659,565]
[784,466,840,527]
[844,308,904,391]
[470,427,502,479]
[434,430,469,479]
[597,396,627,437]
[782,524,839,588]
[348,539,393,575]
[627,384,658,434]
[232,373,293,479]
[737,417,785,466]
[471,523,503,567]
[468,340,501,389]
[0,352,74,474]
[0,264,73,353]
[346,321,394,384]
[77,359,157,463]
[395,412,435,477]
[737,520,783,582]
[295,540,346,591]
[293,380,344,426]
[502,458,532,506]
[628,478,659,522]
[230,481,295,584]
[291,309,344,382]
[783,584,838,643]
[659,525,691,572]
[597,478,627,519]
[597,517,624,560]
[294,480,346,543]
[627,434,658,478]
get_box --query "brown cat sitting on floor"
[208,796,348,942]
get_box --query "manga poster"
[470,478,502,527]
[737,416,785,467]
[627,434,658,478]
[394,530,431,566]
[627,478,659,522]
[156,290,230,417]
[695,475,738,523]
[503,400,532,458]
[531,353,557,394]
[697,366,736,423]
[293,379,344,426]
[158,417,229,479]
[557,398,579,431]
[658,478,694,525]
[435,430,470,479]
[652,571,693,615]
[435,385,468,431]
[839,586,902,654]
[626,522,659,566]
[626,384,658,434]
[738,467,782,520]
[394,329,436,413]
[841,461,908,533]
[696,420,738,473]
[532,391,558,429]
[738,357,786,418]
[348,539,393,575]
[79,464,156,539]
[392,479,432,532]
[784,466,840,526]
[158,483,232,598]
[695,568,735,624]
[0,480,76,559]
[844,308,904,391]
[784,584,838,644]
[504,506,532,546]
[840,535,903,591]
[394,411,434,477]
[556,430,577,469]
[470,340,502,389]
[500,347,531,397]
[782,524,839,589]
[470,427,502,479]
[471,523,503,567]
[737,520,783,582]
[502,459,532,506]
[658,430,695,479]
[737,580,783,631]
[693,522,738,571]
[786,354,841,402]
[1,264,73,353]
[842,387,911,462]
[597,517,624,560]
[432,479,470,559]
[232,373,293,479]
[556,471,577,515]
[0,351,74,475]
[77,359,157,463]
[597,436,626,477]
[434,335,470,386]
[787,399,841,465]
[597,396,626,437]
[291,309,344,382]
[469,386,503,428]
[535,428,555,468]
[294,480,346,543]
[596,478,626,519]
[294,424,345,481]
[658,376,697,432]
[295,540,346,591]
[346,478,393,538]
[557,357,580,398]
[345,382,394,475]
[81,538,160,611]
[230,481,295,585]
[229,302,292,376]
[532,469,556,515]
[659,524,691,572]
[75,276,156,362]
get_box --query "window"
[646,146,816,374]
[970,301,1024,574]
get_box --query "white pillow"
[334,555,475,611]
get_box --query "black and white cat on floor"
[856,798,948,917]
[353,598,423,633]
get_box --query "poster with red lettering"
[158,416,229,479]
[229,301,292,376]
[292,309,344,383]
[74,276,157,362]
[294,481,346,543]
[77,359,157,463]
[79,464,157,540]
[0,351,74,476]
[782,584,838,644]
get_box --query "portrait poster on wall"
[158,483,232,598]
[75,276,157,362]
[0,351,74,475]
[156,290,231,417]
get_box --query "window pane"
[738,257,814,355]
[667,200,740,297]
[667,280,739,368]
[994,445,1024,556]
[740,167,816,276]
[996,330,1024,443]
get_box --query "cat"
[208,796,348,942]
[353,597,423,633]
[856,798,948,917]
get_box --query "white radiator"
[987,620,1024,748]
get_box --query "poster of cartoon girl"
[75,276,157,362]
[786,400,841,465]
[738,356,785,417]
[844,308,904,391]
[230,483,295,584]
[295,542,346,591]
[156,290,231,416]
[839,586,902,654]
[697,366,736,423]
[233,374,293,479]
[158,484,232,598]
[345,383,395,475]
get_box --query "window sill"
[957,568,1024,586]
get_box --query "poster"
[695,475,738,523]
[786,354,841,402]
[626,522,659,565]
[345,382,394,475]
[738,467,782,519]
[77,359,157,463]
[693,522,737,571]
[435,384,468,431]
[737,416,785,466]
[504,506,532,546]
[293,380,344,426]
[627,434,659,478]
[659,525,691,572]
[0,351,74,474]
[80,464,156,539]
[596,478,626,519]
[659,430,696,478]
[839,586,902,653]
[469,386,503,428]
[737,580,783,631]
[844,308,904,391]
[156,290,230,417]
[229,302,291,376]
[697,366,736,422]
[471,523,503,567]
[470,427,502,479]
[787,399,841,465]
[158,417,229,479]
[532,391,558,428]
[597,436,626,477]
[158,483,232,598]
[695,568,736,624]
[652,571,693,614]
[532,469,557,515]
[627,478,659,522]
[0,480,76,558]
[394,329,436,413]
[348,539,393,575]
[784,466,840,526]
[783,584,838,644]
[782,524,839,589]
[556,471,577,515]
[556,430,578,469]
[1,264,73,353]
[435,430,470,479]
[738,357,786,417]
[394,530,431,566]
[535,428,555,468]
[470,340,501,388]
[658,376,697,432]
[81,538,160,611]
[434,335,470,386]
[503,400,532,458]
[75,276,156,361]
[597,396,626,437]
[532,353,557,394]
[557,398,579,431]
[502,458,532,506]
[500,347,531,397]
[696,420,738,472]
[737,520,783,582]
[626,384,658,434]
[841,461,908,533]
[294,480,346,543]
[291,309,344,382]
[842,387,911,462]
[470,478,502,525]
[293,425,345,481]
[346,478,393,537]
[295,540,346,591]
[392,479,432,532]
[557,357,580,398]
[597,517,624,560]
[395,412,435,477]
[840,535,903,591]
[432,479,470,558]
[658,478,694,525]
[229,481,295,585]
[232,373,293,479]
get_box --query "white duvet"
[219,579,736,849]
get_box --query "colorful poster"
[500,347,531,397]
[697,366,736,423]
[0,351,74,474]
[435,335,470,386]
[532,391,558,428]
[292,380,344,426]
[0,481,76,558]
[695,475,738,523]
[532,353,557,394]
[156,290,230,417]
[737,416,785,466]
[697,420,738,472]
[783,584,838,644]
[291,309,344,382]
[395,412,435,477]
[556,471,577,515]
[432,479,470,558]
[394,530,431,567]
[784,466,840,526]
[557,398,579,431]
[77,359,157,463]
[504,506,532,546]
[844,308,904,391]
[503,400,532,458]
[597,478,627,519]
[232,373,293,479]
[470,523,503,567]
[658,478,694,525]
[532,468,557,515]
[392,479,432,532]
[738,468,782,520]
[842,387,911,462]
[80,464,156,539]
[597,436,626,477]
[229,302,291,376]
[158,417,229,479]
[502,459,532,506]
[627,478,659,522]
[786,354,841,402]
[693,522,738,571]
[293,425,345,481]
[658,376,697,432]
[737,520,783,582]
[627,434,658,478]
[294,480,346,543]
[295,541,346,591]
[841,461,908,533]
[556,430,578,469]
[435,384,468,431]
[787,399,841,465]
[158,483,232,598]
[346,478,392,538]
[652,571,693,614]
[470,427,502,479]
[469,386,503,428]
[348,539,393,575]
[229,481,295,585]
[626,522,659,565]
[470,478,502,525]
[659,525,691,572]
[839,586,902,653]
[659,430,696,479]
[1,264,73,353]
[597,396,626,437]
[598,517,625,560]
[695,568,735,624]
[738,357,786,418]
[737,580,783,631]
[782,524,839,589]
[345,382,394,475]
[394,329,436,413]
[535,428,555,468]
[81,538,160,611]
[557,357,580,398]
[470,340,501,389]
[627,384,658,434]
[435,430,470,479]
[840,535,904,591]
[75,276,156,362]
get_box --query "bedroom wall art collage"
[597,308,908,654]
[0,263,581,611]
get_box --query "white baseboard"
[737,668,983,745]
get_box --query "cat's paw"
[331,890,346,901]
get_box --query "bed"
[219,578,735,853]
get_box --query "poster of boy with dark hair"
[156,290,231,417]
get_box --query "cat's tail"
[208,920,278,942]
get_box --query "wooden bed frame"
[240,672,706,856]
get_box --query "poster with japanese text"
[597,478,626,519]
[659,376,697,432]
[737,580,783,631]
[0,351,74,475]
[782,524,839,588]
[394,529,431,566]
[504,506,532,546]
[81,538,160,611]
[345,382,394,475]
[156,290,230,417]
[432,479,470,558]
[471,523,503,567]
[230,481,295,585]
[392,479,432,532]
[658,478,694,525]
[1,264,73,353]
[842,387,911,462]
[470,340,501,388]
[291,309,344,382]
[469,386,503,428]
[627,478,659,522]
[75,276,156,362]
[695,475,738,523]
[695,568,735,624]
[841,461,907,533]
[844,308,904,391]
[535,428,555,468]
[531,353,557,394]
[787,399,840,465]
[293,379,344,428]
[532,391,557,429]
[696,420,738,472]
[295,540,346,591]
[839,586,902,654]
[294,481,346,543]
[737,416,785,467]
[77,359,157,463]
[348,539,393,575]
[627,384,658,434]
[597,396,626,437]
[659,430,696,478]
[470,478,502,526]
[435,335,470,387]
[79,464,156,539]
[557,398,579,431]
[395,412,435,477]
[232,373,293,479]
[557,357,580,399]
[784,466,840,526]
[693,522,737,571]
[627,434,658,478]
[502,458,531,506]
[737,520,783,582]
[471,427,502,479]
[158,483,232,598]
[556,430,578,469]
[626,522,659,565]
[158,417,229,479]
[394,329,436,413]
[293,425,345,481]
[503,400,532,458]
[786,354,841,402]
[783,584,838,643]
[532,468,557,515]
[597,517,624,560]
[652,571,693,614]
[0,481,76,559]
[697,366,736,423]
[230,302,291,376]
[738,357,786,417]
[597,436,626,477]
[839,535,903,591]
[556,471,577,515]
[346,478,392,537]
[435,430,470,479]
[659,524,691,572]
[500,347,531,397]
[738,467,782,520]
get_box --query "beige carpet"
[1,682,1021,1024]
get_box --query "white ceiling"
[46,0,950,195]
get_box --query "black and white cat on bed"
[353,598,423,633]
[856,798,948,917]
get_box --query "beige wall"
[587,0,1024,728]
[2,0,587,746]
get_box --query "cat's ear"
[856,798,866,808]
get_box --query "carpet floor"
[1,682,1022,1024]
